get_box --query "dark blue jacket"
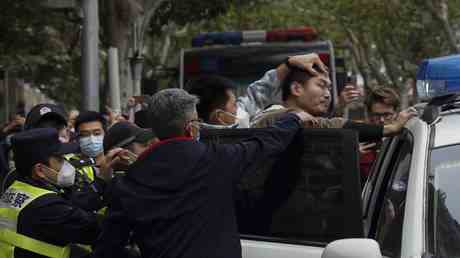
[94,114,302,258]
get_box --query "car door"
[202,128,364,258]
[364,130,415,258]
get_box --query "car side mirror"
[321,239,382,258]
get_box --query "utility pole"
[0,70,8,122]
[106,0,121,114]
[131,21,144,97]
[81,0,99,111]
[108,48,121,114]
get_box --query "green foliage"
[3,0,460,107]
[0,0,82,107]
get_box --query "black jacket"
[93,113,302,258]
[13,178,101,258]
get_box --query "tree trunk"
[109,0,143,110]
[344,28,371,90]
[424,0,459,53]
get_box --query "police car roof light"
[192,32,243,47]
[416,54,460,101]
[266,27,318,42]
[191,27,318,47]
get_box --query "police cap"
[11,128,78,175]
[24,104,67,130]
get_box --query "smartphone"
[68,158,96,168]
[346,75,357,85]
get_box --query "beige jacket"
[251,105,346,129]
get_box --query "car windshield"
[429,144,460,257]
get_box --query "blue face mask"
[79,135,104,157]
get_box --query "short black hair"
[281,69,313,101]
[187,75,236,122]
[75,111,107,132]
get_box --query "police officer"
[0,128,100,258]
[1,104,73,193]
[24,103,71,143]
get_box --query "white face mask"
[42,160,76,187]
[236,107,250,128]
[205,107,250,129]
[57,160,76,187]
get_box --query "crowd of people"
[0,53,416,258]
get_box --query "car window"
[428,144,460,258]
[373,133,413,257]
[202,128,363,245]
[362,138,394,217]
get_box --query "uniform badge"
[40,107,52,115]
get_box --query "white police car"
[206,54,460,258]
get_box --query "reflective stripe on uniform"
[64,154,95,182]
[0,229,70,258]
[0,181,71,258]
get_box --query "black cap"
[134,110,151,129]
[24,104,67,130]
[103,122,155,152]
[12,128,78,176]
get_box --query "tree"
[0,0,82,107]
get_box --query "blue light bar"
[191,27,318,47]
[416,54,460,100]
[192,32,243,47]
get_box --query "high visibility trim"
[97,207,107,216]
[0,217,16,231]
[0,228,70,258]
[0,181,55,224]
[10,181,54,197]
[65,154,96,182]
[0,181,66,258]
[0,208,18,223]
[81,166,95,181]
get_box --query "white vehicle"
[202,54,460,258]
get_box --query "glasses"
[369,112,396,121]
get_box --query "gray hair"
[149,88,199,139]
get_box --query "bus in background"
[179,27,349,117]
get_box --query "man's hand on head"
[97,148,124,181]
[287,53,329,76]
[277,53,329,82]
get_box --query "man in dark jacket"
[94,88,312,258]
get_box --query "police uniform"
[63,154,107,213]
[0,128,100,258]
